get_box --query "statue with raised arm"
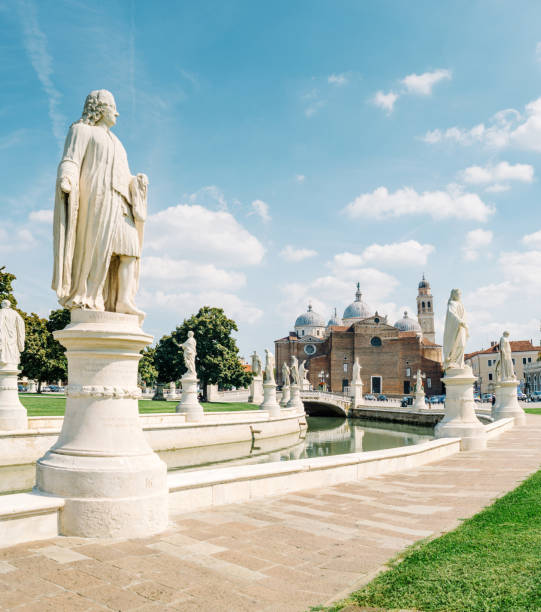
[352,357,361,384]
[0,301,25,366]
[290,355,300,386]
[443,289,469,370]
[498,331,516,381]
[299,360,308,382]
[251,351,262,377]
[282,361,290,386]
[414,369,424,393]
[180,331,197,378]
[264,349,275,384]
[52,90,148,317]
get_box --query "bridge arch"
[300,391,350,418]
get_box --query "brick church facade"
[275,277,443,397]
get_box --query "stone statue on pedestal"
[414,369,424,394]
[180,331,197,378]
[251,351,262,377]
[352,357,361,384]
[282,361,290,386]
[443,289,469,370]
[290,355,300,386]
[52,89,148,317]
[264,349,275,385]
[0,301,25,366]
[498,331,516,381]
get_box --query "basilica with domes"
[275,276,443,396]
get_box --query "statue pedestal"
[35,311,168,538]
[260,381,280,417]
[280,384,290,408]
[176,375,204,422]
[350,381,363,409]
[0,366,27,430]
[435,367,487,450]
[249,375,264,404]
[152,382,164,401]
[287,383,304,412]
[412,390,426,411]
[493,379,526,425]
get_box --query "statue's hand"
[59,177,71,194]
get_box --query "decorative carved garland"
[66,385,142,399]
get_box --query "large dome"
[343,283,372,320]
[294,304,325,328]
[394,310,422,333]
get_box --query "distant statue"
[282,361,290,386]
[414,369,425,393]
[264,349,275,384]
[299,360,309,383]
[498,331,516,381]
[290,355,300,386]
[0,301,25,366]
[52,89,148,317]
[443,289,469,370]
[251,351,262,377]
[180,331,197,378]
[352,357,361,383]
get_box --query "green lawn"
[19,395,256,417]
[318,469,541,612]
[525,407,541,415]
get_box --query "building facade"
[275,278,443,397]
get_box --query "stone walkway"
[1,415,541,612]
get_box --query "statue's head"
[187,331,194,338]
[449,288,461,302]
[79,90,118,127]
[503,330,510,338]
[1,299,10,309]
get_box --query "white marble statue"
[414,369,425,394]
[443,289,469,370]
[290,355,300,386]
[264,349,275,384]
[299,360,308,383]
[251,351,262,377]
[352,357,361,383]
[180,331,197,378]
[498,331,516,381]
[282,361,290,386]
[0,300,25,366]
[52,90,148,317]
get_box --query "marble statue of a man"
[282,361,290,386]
[299,360,308,383]
[290,355,300,386]
[264,349,275,384]
[443,289,469,370]
[352,357,361,383]
[251,351,262,377]
[414,369,424,393]
[498,331,515,381]
[52,90,148,317]
[180,331,197,378]
[0,300,25,366]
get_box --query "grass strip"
[318,469,541,612]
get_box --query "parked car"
[528,391,541,402]
[377,394,388,401]
[427,395,444,404]
[48,385,63,392]
[364,394,376,401]
[401,396,413,407]
[517,391,527,401]
[17,384,25,392]
[481,393,493,402]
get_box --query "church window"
[523,357,527,365]
[343,363,348,372]
[406,367,411,377]
[374,317,380,324]
[422,301,425,309]
[489,373,493,381]
[427,378,432,389]
[302,330,305,336]
[427,301,431,308]
[370,336,382,347]
[304,344,316,356]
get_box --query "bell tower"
[416,275,435,343]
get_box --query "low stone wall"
[349,406,493,426]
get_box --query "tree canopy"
[138,346,158,386]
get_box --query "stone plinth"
[280,384,290,408]
[492,379,526,425]
[412,390,426,411]
[153,382,165,401]
[35,310,168,538]
[287,383,304,412]
[0,367,27,430]
[176,375,204,422]
[435,366,487,451]
[249,375,264,404]
[260,381,281,417]
[350,381,363,409]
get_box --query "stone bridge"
[300,390,402,417]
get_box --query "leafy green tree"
[155,306,252,399]
[44,308,70,384]
[0,266,18,307]
[139,346,158,386]
[20,313,49,392]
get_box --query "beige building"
[465,340,541,394]
[523,361,541,394]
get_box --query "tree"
[20,313,49,392]
[139,346,158,386]
[0,266,18,307]
[154,307,252,399]
[44,308,70,383]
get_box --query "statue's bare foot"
[116,300,145,318]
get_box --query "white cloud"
[295,174,306,183]
[344,185,494,222]
[400,69,451,95]
[145,204,265,267]
[280,245,318,262]
[141,257,245,289]
[372,91,398,113]
[0,129,26,150]
[303,88,326,117]
[461,228,493,261]
[522,229,541,248]
[460,161,534,184]
[250,199,271,223]
[332,241,434,269]
[29,209,53,223]
[499,249,541,291]
[187,185,228,210]
[485,183,510,193]
[466,282,513,309]
[328,73,348,86]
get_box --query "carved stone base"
[0,367,27,430]
[350,381,363,409]
[260,382,280,417]
[35,310,168,538]
[176,375,204,422]
[412,390,426,411]
[492,379,526,425]
[286,384,304,412]
[435,366,487,451]
[248,375,264,404]
[280,384,290,408]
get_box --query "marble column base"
[260,382,280,417]
[249,376,264,404]
[0,367,27,430]
[350,382,363,409]
[493,379,526,425]
[176,375,204,422]
[412,391,426,411]
[435,367,487,451]
[35,310,168,538]
[286,384,304,413]
[280,385,290,408]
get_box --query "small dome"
[327,308,342,327]
[343,283,372,320]
[295,304,325,328]
[394,310,422,333]
[418,274,430,289]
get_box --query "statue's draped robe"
[0,309,25,365]
[282,363,290,386]
[499,337,515,380]
[181,338,197,377]
[52,122,146,311]
[443,299,468,369]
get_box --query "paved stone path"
[1,414,541,612]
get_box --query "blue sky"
[2,0,541,359]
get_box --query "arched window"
[422,301,425,309]
[371,336,382,347]
[427,301,431,308]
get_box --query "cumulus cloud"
[372,91,398,113]
[280,245,318,262]
[328,73,348,86]
[145,204,265,267]
[332,241,434,269]
[400,69,451,95]
[343,185,494,222]
[460,161,534,186]
[522,229,541,248]
[461,228,493,261]
[249,199,271,223]
[141,257,246,289]
[29,209,53,223]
